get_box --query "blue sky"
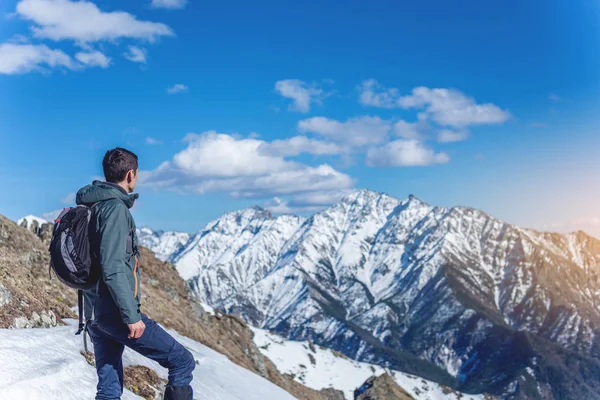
[1,0,599,235]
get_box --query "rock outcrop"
[354,374,414,400]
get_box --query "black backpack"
[49,204,101,335]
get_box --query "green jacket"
[77,180,142,325]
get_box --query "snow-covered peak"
[17,215,49,228]
[138,226,157,236]
[174,205,305,282]
[311,189,399,223]
[340,188,388,205]
[202,206,274,233]
[225,205,273,220]
[136,227,191,262]
[400,193,431,209]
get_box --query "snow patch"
[0,320,295,400]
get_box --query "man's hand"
[128,320,146,339]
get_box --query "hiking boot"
[164,385,193,400]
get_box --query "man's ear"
[127,169,135,183]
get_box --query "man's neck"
[116,182,130,194]
[104,181,130,194]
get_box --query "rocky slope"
[2,214,344,400]
[168,189,600,399]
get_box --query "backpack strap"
[87,201,103,264]
[75,289,84,335]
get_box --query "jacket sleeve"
[96,202,141,324]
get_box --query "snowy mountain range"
[141,189,600,399]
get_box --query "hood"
[76,180,139,209]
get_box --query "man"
[76,148,195,400]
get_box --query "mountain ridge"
[149,189,600,399]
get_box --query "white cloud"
[258,136,344,157]
[7,34,30,44]
[16,0,174,43]
[264,189,352,214]
[225,165,353,198]
[75,50,110,68]
[0,43,74,74]
[358,79,510,128]
[263,197,321,214]
[151,0,187,9]
[0,43,114,74]
[61,192,75,205]
[145,137,162,145]
[298,116,391,147]
[290,190,353,206]
[123,46,147,63]
[358,79,399,108]
[41,209,61,221]
[398,87,510,127]
[172,132,289,178]
[393,120,423,140]
[167,83,188,94]
[140,131,354,199]
[366,140,449,167]
[437,129,469,143]
[275,79,326,113]
[3,0,172,74]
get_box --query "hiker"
[76,148,195,400]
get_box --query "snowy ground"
[252,328,485,400]
[0,320,295,400]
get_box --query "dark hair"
[102,148,139,183]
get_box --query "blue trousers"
[87,314,195,400]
